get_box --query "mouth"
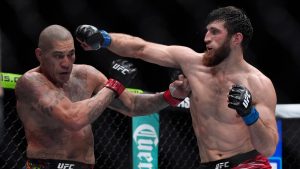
[59,72,71,76]
[206,46,213,51]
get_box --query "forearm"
[131,93,169,116]
[248,119,278,157]
[109,33,145,59]
[69,88,116,130]
[111,92,169,117]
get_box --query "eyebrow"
[52,49,75,55]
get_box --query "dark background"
[1,0,300,103]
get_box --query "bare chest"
[63,78,93,102]
[188,73,242,121]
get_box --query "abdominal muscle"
[189,100,254,163]
[25,125,95,164]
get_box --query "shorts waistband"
[199,150,259,169]
[26,158,94,169]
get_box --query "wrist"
[99,30,111,48]
[242,107,259,126]
[105,79,125,97]
[163,89,184,106]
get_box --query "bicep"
[34,89,71,118]
[17,75,73,121]
[253,79,277,127]
[142,44,195,68]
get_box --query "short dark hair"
[205,6,253,50]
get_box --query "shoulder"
[72,64,107,89]
[168,45,202,59]
[72,64,106,80]
[16,70,47,88]
[168,45,204,66]
[15,70,49,101]
[247,65,273,89]
[246,65,277,105]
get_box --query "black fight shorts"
[199,150,262,169]
[23,158,94,169]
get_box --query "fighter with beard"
[75,6,278,169]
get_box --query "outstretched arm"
[109,74,191,116]
[75,25,197,69]
[109,33,180,68]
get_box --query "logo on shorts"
[215,161,230,169]
[57,163,75,169]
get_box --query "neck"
[38,66,65,88]
[210,52,244,74]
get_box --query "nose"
[204,31,211,44]
[61,56,71,69]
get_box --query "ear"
[35,48,42,63]
[232,33,243,46]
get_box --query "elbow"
[61,113,86,131]
[260,146,277,157]
[259,136,279,157]
[64,120,85,131]
[132,49,144,59]
[132,42,147,59]
[117,109,134,117]
[54,104,89,131]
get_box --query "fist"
[169,74,191,99]
[109,59,137,87]
[75,25,111,50]
[227,84,252,117]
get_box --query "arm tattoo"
[37,90,65,117]
[110,99,131,112]
[110,93,168,116]
[132,94,167,115]
[86,91,115,123]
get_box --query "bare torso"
[107,32,277,163]
[16,65,103,164]
[182,54,264,162]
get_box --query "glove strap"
[105,79,125,97]
[99,30,111,48]
[163,89,184,106]
[242,107,259,126]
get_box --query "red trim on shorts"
[232,154,272,169]
[199,150,271,169]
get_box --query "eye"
[52,53,64,59]
[67,51,75,59]
[56,54,64,59]
[67,49,75,57]
[210,28,220,35]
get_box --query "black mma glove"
[228,84,259,126]
[105,59,137,97]
[75,25,111,50]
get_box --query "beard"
[203,38,231,67]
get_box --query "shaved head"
[38,25,73,51]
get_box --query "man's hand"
[228,84,259,126]
[169,74,191,99]
[163,74,190,106]
[228,84,252,117]
[105,59,137,97]
[75,25,111,50]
